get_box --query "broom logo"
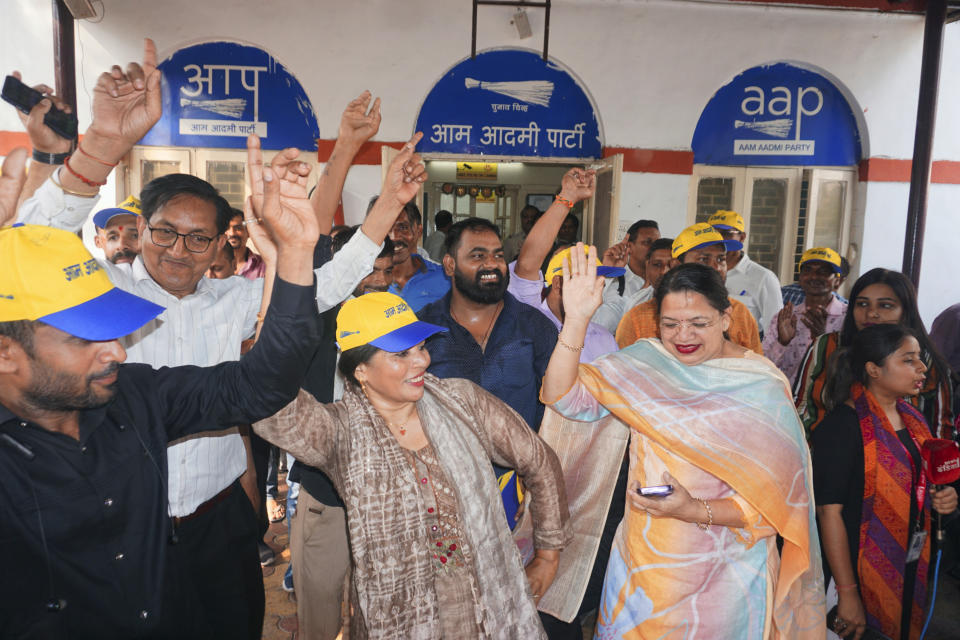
[464,77,554,108]
[179,97,248,119]
[734,118,792,139]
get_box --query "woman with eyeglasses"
[794,268,954,441]
[541,251,825,639]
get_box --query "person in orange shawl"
[794,268,954,441]
[615,223,763,355]
[544,249,825,639]
[811,324,957,640]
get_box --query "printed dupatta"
[852,382,932,640]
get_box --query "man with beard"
[226,207,267,279]
[370,199,449,311]
[0,168,321,638]
[92,196,142,265]
[418,217,558,527]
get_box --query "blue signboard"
[692,62,862,166]
[141,41,319,150]
[415,49,602,159]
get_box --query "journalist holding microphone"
[811,324,958,640]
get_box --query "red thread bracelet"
[63,155,107,187]
[77,145,118,168]
[555,195,574,209]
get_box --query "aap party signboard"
[141,41,319,150]
[415,49,602,159]
[692,62,862,166]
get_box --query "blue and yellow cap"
[706,210,745,232]
[671,222,743,259]
[799,247,842,273]
[0,224,164,340]
[544,245,625,286]
[336,292,447,352]
[92,195,141,230]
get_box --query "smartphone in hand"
[2,75,78,140]
[637,484,674,497]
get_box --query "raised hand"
[10,72,73,154]
[560,242,605,324]
[0,148,28,226]
[338,91,381,148]
[85,38,163,162]
[246,134,318,251]
[379,132,427,210]
[602,240,630,268]
[776,303,797,345]
[559,167,597,204]
[800,305,827,338]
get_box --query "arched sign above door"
[692,62,864,166]
[140,40,320,151]
[414,48,603,159]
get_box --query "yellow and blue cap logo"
[671,222,743,259]
[799,247,842,273]
[336,292,447,352]
[706,210,745,232]
[544,245,625,286]
[0,224,163,340]
[92,195,142,229]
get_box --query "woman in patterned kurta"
[254,292,570,639]
[543,252,825,639]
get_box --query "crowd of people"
[1,36,958,640]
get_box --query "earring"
[360,380,369,398]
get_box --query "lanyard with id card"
[903,427,928,565]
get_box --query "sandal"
[267,498,286,523]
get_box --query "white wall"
[4,0,959,323]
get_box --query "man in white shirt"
[502,204,541,263]
[593,220,660,332]
[423,209,452,261]
[707,209,783,338]
[15,41,422,638]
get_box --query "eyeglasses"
[659,317,721,333]
[147,226,218,253]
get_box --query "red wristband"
[77,145,118,168]
[63,155,108,187]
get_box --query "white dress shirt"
[725,253,784,337]
[592,266,647,334]
[19,176,382,515]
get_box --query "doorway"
[382,150,624,258]
[687,165,856,283]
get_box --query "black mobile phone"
[1,75,78,140]
[637,484,674,497]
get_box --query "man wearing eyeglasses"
[13,40,419,639]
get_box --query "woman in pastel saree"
[541,250,825,639]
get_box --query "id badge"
[906,530,928,564]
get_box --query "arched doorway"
[688,62,868,284]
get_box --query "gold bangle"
[49,168,98,198]
[696,498,713,530]
[557,335,584,352]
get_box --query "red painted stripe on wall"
[859,158,960,184]
[5,131,958,185]
[0,131,31,155]
[603,147,694,174]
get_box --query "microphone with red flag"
[922,438,960,541]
